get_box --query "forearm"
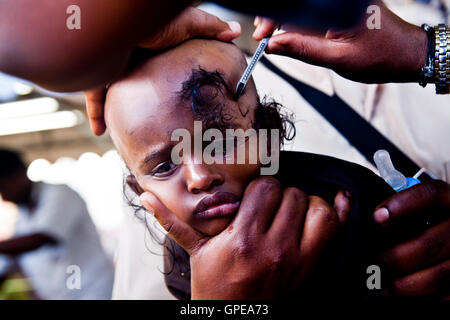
[0,233,57,255]
[381,6,428,83]
[0,0,190,92]
[344,1,429,84]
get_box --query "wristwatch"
[420,24,450,94]
[434,24,450,94]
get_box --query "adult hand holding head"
[0,0,192,91]
[0,2,240,136]
[140,177,351,299]
[253,0,427,84]
[86,7,241,135]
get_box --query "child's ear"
[126,175,145,196]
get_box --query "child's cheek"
[225,163,261,194]
[146,181,194,225]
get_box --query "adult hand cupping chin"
[140,177,351,299]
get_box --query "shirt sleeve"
[0,255,13,277]
[29,184,89,243]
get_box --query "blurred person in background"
[0,149,114,300]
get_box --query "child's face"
[106,40,262,236]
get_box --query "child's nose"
[184,163,224,194]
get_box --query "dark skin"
[0,0,190,92]
[1,0,447,297]
[0,170,57,256]
[105,39,352,299]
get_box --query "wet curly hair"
[178,67,295,142]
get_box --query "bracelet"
[434,24,450,94]
[419,24,435,88]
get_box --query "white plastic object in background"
[374,149,408,192]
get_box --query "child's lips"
[196,201,241,219]
[194,192,241,219]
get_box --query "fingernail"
[140,195,155,216]
[227,21,241,34]
[344,191,352,199]
[139,193,153,207]
[374,207,390,224]
[254,16,261,27]
[252,27,260,40]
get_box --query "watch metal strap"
[435,24,450,94]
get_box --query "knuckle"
[201,13,215,28]
[183,6,195,15]
[253,177,281,195]
[435,261,450,282]
[161,221,175,235]
[382,246,402,269]
[184,16,196,37]
[300,41,316,58]
[392,277,414,296]
[286,38,312,59]
[423,234,446,261]
[285,187,307,203]
[231,236,255,258]
[311,205,339,225]
[430,180,450,204]
[189,237,208,254]
[421,181,441,202]
[266,250,284,268]
[265,252,286,274]
[212,15,223,27]
[284,35,304,52]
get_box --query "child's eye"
[151,161,177,177]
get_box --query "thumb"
[253,17,278,41]
[187,7,241,42]
[85,87,107,136]
[140,192,207,255]
[266,32,340,68]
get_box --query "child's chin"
[201,217,234,236]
